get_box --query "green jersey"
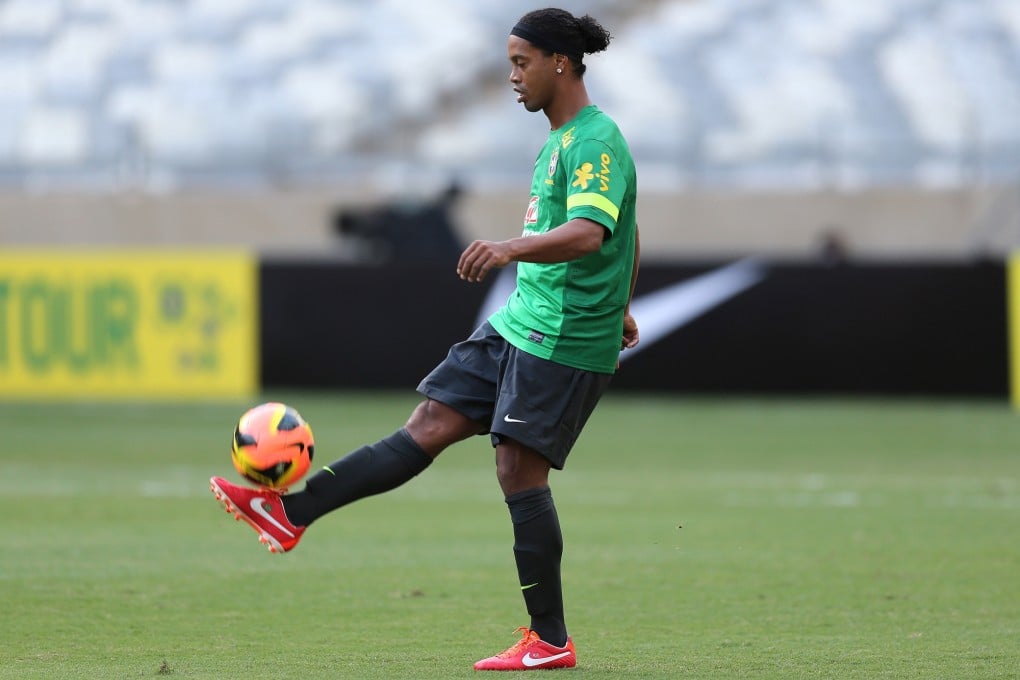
[489,105,637,374]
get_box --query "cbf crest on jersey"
[547,148,559,177]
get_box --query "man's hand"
[621,313,639,350]
[457,240,513,283]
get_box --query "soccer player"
[211,7,639,671]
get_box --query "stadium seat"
[0,0,1016,189]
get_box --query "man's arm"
[621,223,640,350]
[457,218,605,283]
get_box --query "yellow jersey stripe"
[567,192,620,221]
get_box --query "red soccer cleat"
[474,627,576,671]
[210,476,305,553]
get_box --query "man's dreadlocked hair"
[516,8,612,77]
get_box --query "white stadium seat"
[0,0,1016,188]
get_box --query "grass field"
[2,393,1018,679]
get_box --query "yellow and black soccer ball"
[231,402,314,490]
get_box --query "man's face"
[507,35,557,113]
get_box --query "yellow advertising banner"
[0,250,257,399]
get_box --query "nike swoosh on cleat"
[503,414,527,423]
[521,651,572,667]
[248,497,295,538]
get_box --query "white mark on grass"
[1,464,211,498]
[826,491,860,507]
[139,481,206,498]
[725,490,862,508]
[799,473,827,490]
[938,492,1020,510]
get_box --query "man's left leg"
[497,442,571,648]
[474,442,576,671]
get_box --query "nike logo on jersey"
[503,414,527,424]
[522,651,573,667]
[249,497,294,538]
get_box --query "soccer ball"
[231,402,315,490]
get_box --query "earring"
[556,67,563,74]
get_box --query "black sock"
[281,429,432,526]
[506,486,567,648]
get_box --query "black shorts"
[417,322,612,469]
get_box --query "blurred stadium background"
[1,0,1019,397]
[5,8,1018,678]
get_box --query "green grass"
[1,393,1018,679]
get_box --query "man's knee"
[495,442,551,496]
[405,399,482,455]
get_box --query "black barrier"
[260,261,482,389]
[261,260,1008,396]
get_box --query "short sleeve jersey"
[488,105,637,374]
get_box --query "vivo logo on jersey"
[599,153,611,191]
[524,196,539,226]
